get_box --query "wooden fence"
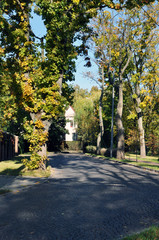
[0,132,18,161]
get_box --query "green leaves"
[73,85,99,144]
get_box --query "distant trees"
[73,85,99,146]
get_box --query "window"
[70,120,73,127]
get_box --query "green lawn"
[122,225,159,240]
[125,153,159,162]
[117,154,159,171]
[0,156,24,176]
[0,155,51,177]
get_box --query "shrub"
[63,141,83,151]
[85,145,96,154]
[146,133,159,156]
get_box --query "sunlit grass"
[0,157,24,176]
[109,157,159,171]
[121,154,159,171]
[128,162,159,171]
[125,153,159,162]
[122,225,159,240]
[22,166,51,178]
[0,155,51,177]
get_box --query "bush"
[85,145,96,154]
[85,146,117,157]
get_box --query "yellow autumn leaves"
[72,0,80,4]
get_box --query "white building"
[65,106,77,141]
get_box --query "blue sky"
[30,12,98,91]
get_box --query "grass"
[0,156,25,176]
[22,166,51,178]
[125,153,159,162]
[0,155,51,177]
[122,225,159,240]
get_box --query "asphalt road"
[1,153,159,240]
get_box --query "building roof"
[65,106,75,118]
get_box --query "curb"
[87,154,159,174]
[109,158,159,174]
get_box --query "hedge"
[62,141,83,151]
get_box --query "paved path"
[1,153,159,240]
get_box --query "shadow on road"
[49,153,159,187]
[1,153,159,240]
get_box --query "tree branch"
[121,50,132,75]
[15,0,27,19]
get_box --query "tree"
[125,3,159,157]
[47,114,67,152]
[141,49,159,155]
[96,63,105,155]
[86,11,116,155]
[90,10,133,159]
[73,85,99,146]
[0,0,104,168]
[91,3,159,159]
[84,63,105,154]
[0,0,72,169]
[89,12,111,155]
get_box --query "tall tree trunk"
[30,113,51,169]
[135,83,146,158]
[97,99,104,155]
[116,77,125,159]
[110,71,115,158]
[38,119,51,169]
[115,52,132,159]
[97,65,104,155]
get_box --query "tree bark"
[97,101,104,155]
[116,77,125,160]
[38,120,51,170]
[97,65,104,155]
[57,72,63,95]
[135,83,146,158]
[110,71,115,158]
[116,52,132,159]
[30,113,51,169]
